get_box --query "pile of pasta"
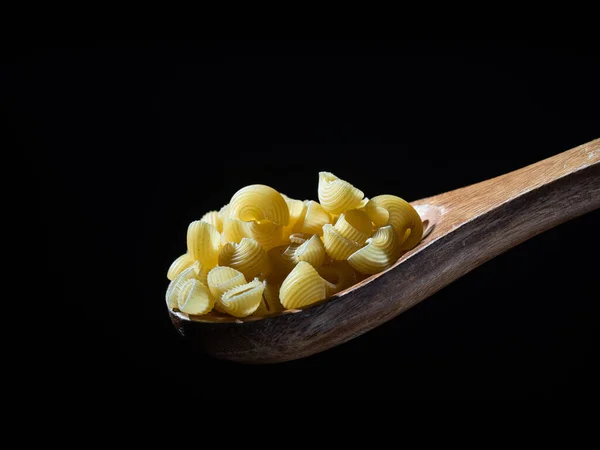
[166,172,423,318]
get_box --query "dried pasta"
[348,225,401,274]
[323,223,362,260]
[166,172,424,318]
[229,185,289,226]
[200,210,222,233]
[318,172,365,215]
[220,279,265,317]
[300,200,331,235]
[187,220,221,269]
[280,261,328,309]
[167,253,194,281]
[177,278,215,315]
[365,195,423,250]
[218,237,272,280]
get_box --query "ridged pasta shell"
[248,220,285,251]
[333,209,374,245]
[187,220,221,270]
[289,232,311,245]
[323,223,362,260]
[348,225,402,274]
[200,210,222,233]
[220,279,265,318]
[301,200,331,235]
[207,266,247,302]
[229,184,290,226]
[165,261,203,309]
[295,234,326,268]
[280,261,328,309]
[177,279,215,315]
[267,244,297,277]
[218,237,272,280]
[365,195,423,250]
[222,218,253,244]
[218,204,231,222]
[282,194,307,231]
[167,253,193,281]
[318,171,365,215]
[261,275,284,314]
[317,261,358,296]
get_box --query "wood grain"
[169,138,600,363]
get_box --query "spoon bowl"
[168,138,599,363]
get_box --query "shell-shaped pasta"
[323,223,362,260]
[333,209,373,245]
[218,237,272,280]
[167,253,193,281]
[318,171,365,215]
[261,276,284,313]
[317,261,358,296]
[222,218,253,244]
[282,194,307,231]
[218,204,231,222]
[295,234,326,268]
[165,261,202,309]
[280,261,328,309]
[200,210,222,233]
[348,225,401,274]
[207,266,247,300]
[177,279,215,315]
[229,185,289,226]
[357,197,369,210]
[365,195,423,250]
[267,244,297,277]
[187,220,221,269]
[301,200,331,235]
[248,220,285,251]
[220,280,265,318]
[289,232,311,245]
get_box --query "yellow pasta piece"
[280,261,328,309]
[301,200,331,235]
[294,234,326,268]
[365,195,423,250]
[200,210,222,233]
[317,261,358,296]
[261,275,284,313]
[207,266,247,313]
[248,220,285,251]
[348,225,401,274]
[177,278,215,315]
[229,184,289,226]
[318,171,365,215]
[357,197,369,209]
[167,253,193,281]
[289,232,311,244]
[218,204,231,222]
[165,261,203,309]
[218,237,272,280]
[333,209,373,245]
[323,223,362,260]
[282,194,307,231]
[267,244,297,277]
[222,218,253,244]
[186,220,221,269]
[220,279,265,318]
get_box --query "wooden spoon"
[168,138,600,364]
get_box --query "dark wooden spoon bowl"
[168,138,600,363]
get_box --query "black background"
[11,40,599,413]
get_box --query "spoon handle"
[414,137,600,267]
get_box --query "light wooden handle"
[418,138,600,238]
[411,138,599,281]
